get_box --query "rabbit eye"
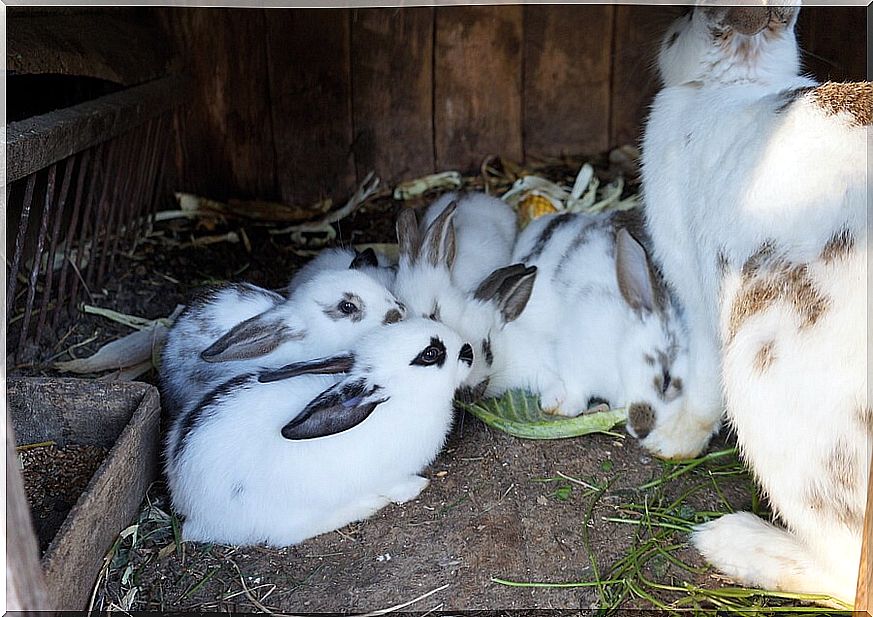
[411,337,447,367]
[339,300,359,315]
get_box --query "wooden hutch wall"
[11,6,867,207]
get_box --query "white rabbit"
[167,318,474,547]
[393,203,536,402]
[160,269,405,460]
[485,210,690,428]
[286,246,396,295]
[419,192,518,292]
[641,3,868,604]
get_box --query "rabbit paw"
[540,381,579,417]
[638,405,720,460]
[384,476,430,504]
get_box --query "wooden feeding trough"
[6,379,161,610]
[4,3,871,613]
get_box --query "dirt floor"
[95,424,752,612]
[10,155,813,612]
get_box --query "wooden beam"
[5,73,189,183]
[5,415,51,612]
[856,451,872,613]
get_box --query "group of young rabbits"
[161,187,682,546]
[160,1,868,608]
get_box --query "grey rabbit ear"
[495,265,537,324]
[616,228,658,315]
[201,312,303,362]
[474,263,537,324]
[258,353,355,383]
[396,208,421,264]
[281,378,387,439]
[350,247,379,270]
[422,200,457,270]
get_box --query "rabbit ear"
[258,353,355,383]
[281,378,388,439]
[421,200,458,270]
[474,263,537,324]
[616,228,658,314]
[396,208,421,264]
[350,247,379,270]
[200,313,303,362]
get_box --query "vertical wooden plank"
[266,8,356,205]
[609,5,685,149]
[6,416,51,611]
[351,8,434,185]
[857,453,872,613]
[797,7,867,83]
[523,5,614,159]
[435,5,523,172]
[159,8,277,201]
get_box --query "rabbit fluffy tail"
[693,512,857,607]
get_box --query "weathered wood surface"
[7,9,170,86]
[523,5,614,159]
[267,9,356,205]
[12,7,863,205]
[6,74,188,183]
[351,7,434,185]
[7,378,161,610]
[158,9,278,201]
[6,415,52,612]
[434,5,524,172]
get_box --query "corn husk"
[393,171,462,201]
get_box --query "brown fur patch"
[805,483,863,529]
[716,250,730,276]
[729,256,830,342]
[820,227,855,264]
[741,241,776,278]
[753,340,776,373]
[825,442,857,490]
[810,82,873,126]
[857,405,873,435]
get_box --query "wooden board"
[857,451,873,613]
[7,378,161,610]
[159,8,277,201]
[6,415,51,612]
[266,8,356,205]
[434,5,523,172]
[609,5,685,149]
[351,8,434,185]
[523,5,614,159]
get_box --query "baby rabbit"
[167,319,474,547]
[488,210,689,426]
[420,192,518,292]
[393,203,536,402]
[286,246,396,295]
[642,3,868,604]
[160,268,405,425]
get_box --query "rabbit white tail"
[693,512,857,607]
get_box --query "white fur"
[167,319,471,547]
[161,270,405,465]
[642,5,868,604]
[286,246,396,295]
[489,212,690,428]
[393,203,534,401]
[422,192,518,292]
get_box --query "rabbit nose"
[383,309,403,325]
[628,402,655,439]
[459,343,474,366]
